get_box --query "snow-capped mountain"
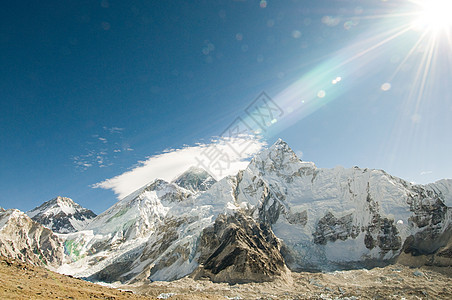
[2,139,451,285]
[58,178,200,281]
[55,140,451,284]
[0,209,64,268]
[27,196,97,233]
[235,139,451,271]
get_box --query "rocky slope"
[27,196,96,233]
[193,212,290,283]
[0,209,64,268]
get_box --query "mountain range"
[0,139,451,284]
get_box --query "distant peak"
[146,179,170,190]
[27,196,81,216]
[173,166,212,182]
[184,166,210,175]
[173,166,216,192]
[26,196,96,233]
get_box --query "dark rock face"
[257,183,284,225]
[194,212,289,284]
[362,187,402,252]
[286,210,308,226]
[364,216,401,251]
[400,187,450,258]
[313,212,360,245]
[408,189,447,229]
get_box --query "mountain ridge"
[1,139,451,285]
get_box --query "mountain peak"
[247,138,314,176]
[53,196,76,207]
[173,166,217,192]
[186,166,210,174]
[26,197,96,233]
[274,138,287,146]
[269,138,293,153]
[255,139,297,161]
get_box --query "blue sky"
[1,0,451,214]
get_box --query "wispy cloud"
[93,136,266,199]
[420,171,433,176]
[71,126,132,171]
[103,126,124,134]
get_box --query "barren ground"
[0,256,148,299]
[1,256,451,299]
[128,265,451,300]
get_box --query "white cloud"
[93,136,266,199]
[72,126,130,171]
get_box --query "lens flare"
[412,0,452,32]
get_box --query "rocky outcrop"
[313,212,360,245]
[403,189,450,255]
[193,212,289,284]
[27,196,96,233]
[397,232,452,268]
[0,209,64,268]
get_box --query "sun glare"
[413,0,452,32]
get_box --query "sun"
[412,0,452,32]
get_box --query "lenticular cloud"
[93,136,266,199]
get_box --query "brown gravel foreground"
[0,256,151,300]
[1,255,451,300]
